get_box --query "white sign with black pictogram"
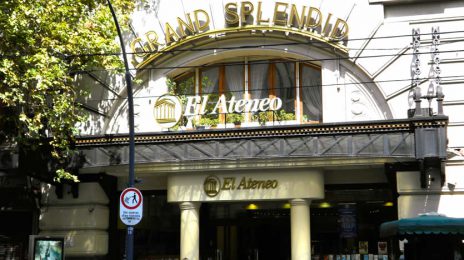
[120,187,143,226]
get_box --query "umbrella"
[380,213,464,238]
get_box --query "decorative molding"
[72,117,448,172]
[443,100,464,106]
[372,45,410,80]
[409,16,464,25]
[179,202,200,210]
[353,22,383,63]
[136,26,349,69]
[76,121,418,146]
[290,199,309,206]
[386,78,427,101]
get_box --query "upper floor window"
[172,58,322,127]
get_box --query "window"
[249,62,269,100]
[171,58,322,127]
[249,61,296,123]
[200,66,220,95]
[225,64,244,100]
[300,63,322,122]
[274,62,296,118]
[174,73,195,96]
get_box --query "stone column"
[290,199,311,260]
[180,202,201,260]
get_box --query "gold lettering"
[225,177,278,190]
[322,12,333,37]
[237,177,247,190]
[194,9,210,32]
[177,14,196,38]
[329,18,349,40]
[145,31,160,52]
[265,180,273,189]
[222,177,235,190]
[251,180,258,189]
[271,180,278,188]
[247,178,253,189]
[257,180,266,189]
[164,22,180,45]
[273,2,288,26]
[130,38,147,58]
[256,2,269,25]
[225,3,239,25]
[289,4,306,29]
[306,7,322,29]
[240,1,254,26]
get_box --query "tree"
[0,0,134,181]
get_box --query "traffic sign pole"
[126,227,134,260]
[120,187,143,259]
[106,1,137,259]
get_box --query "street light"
[106,1,136,259]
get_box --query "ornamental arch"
[103,34,392,134]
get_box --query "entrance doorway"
[201,202,291,260]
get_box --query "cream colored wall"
[82,0,464,205]
[167,169,324,202]
[77,0,464,135]
[397,160,464,219]
[74,0,464,233]
[39,182,109,257]
[95,0,397,134]
[104,46,390,133]
[372,0,464,220]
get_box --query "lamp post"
[106,1,136,259]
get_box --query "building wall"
[39,183,110,257]
[372,0,464,218]
[42,0,464,257]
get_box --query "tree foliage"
[0,0,134,181]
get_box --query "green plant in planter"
[197,117,220,128]
[252,111,272,125]
[252,110,296,125]
[226,113,244,125]
[276,110,296,121]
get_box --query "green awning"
[380,214,464,238]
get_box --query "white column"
[295,62,301,122]
[290,199,311,260]
[180,202,201,260]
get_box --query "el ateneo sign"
[153,94,282,129]
[167,170,324,202]
[131,1,349,65]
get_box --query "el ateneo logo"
[203,175,279,198]
[153,94,282,129]
[204,175,221,198]
[153,94,183,128]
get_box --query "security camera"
[447,182,456,191]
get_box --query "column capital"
[179,201,201,211]
[290,198,310,206]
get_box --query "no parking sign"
[120,187,143,225]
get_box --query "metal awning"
[380,214,464,238]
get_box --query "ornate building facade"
[1,0,463,259]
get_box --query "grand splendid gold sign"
[204,175,279,198]
[131,1,349,66]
